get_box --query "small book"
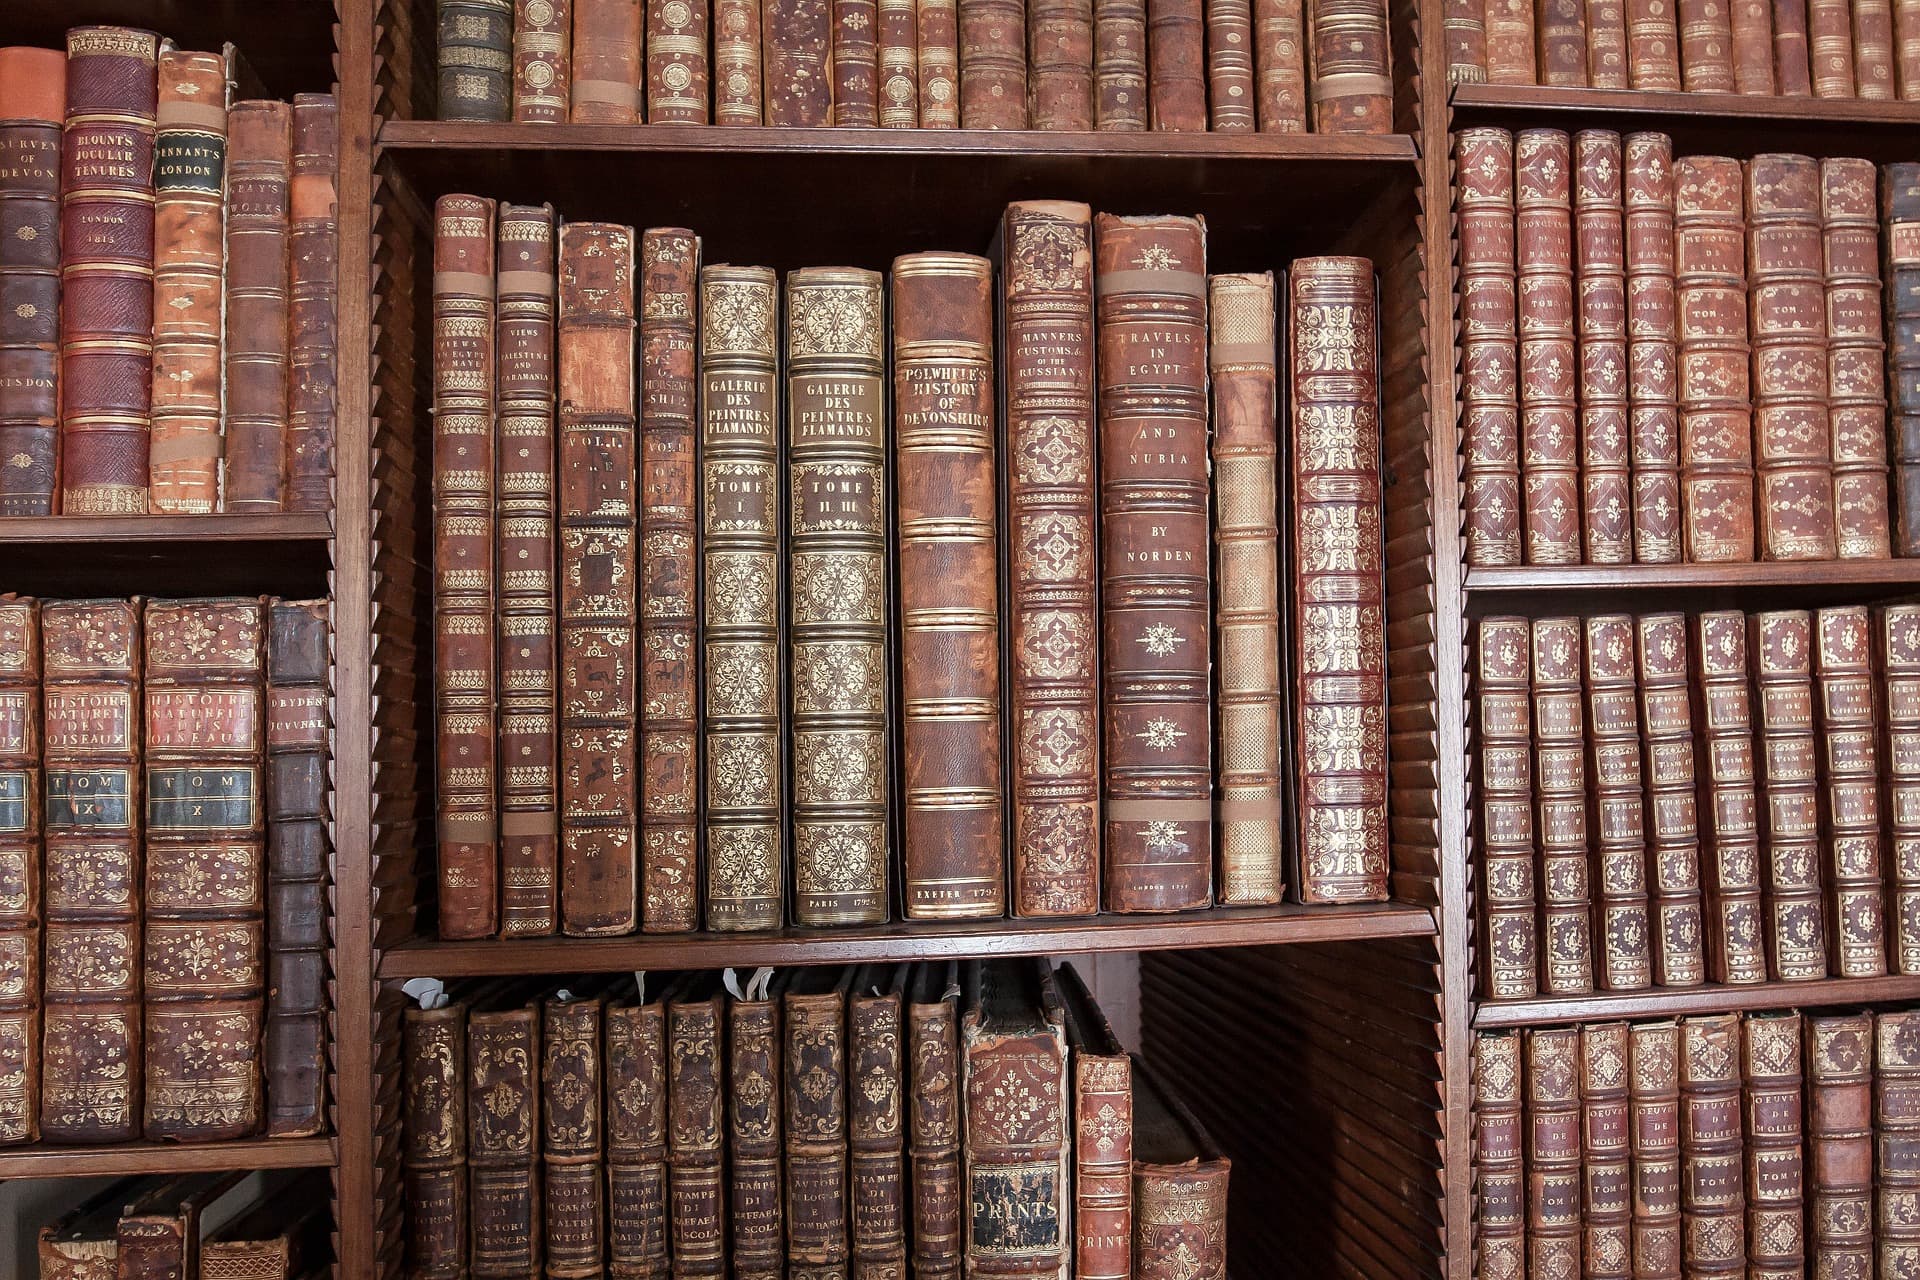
[1814,606,1889,977]
[1054,961,1132,1280]
[850,965,910,1280]
[1805,1012,1874,1280]
[404,987,471,1279]
[1580,1022,1631,1280]
[1472,1031,1524,1280]
[1679,1014,1746,1277]
[727,967,783,1280]
[668,973,727,1277]
[200,1174,331,1280]
[0,596,38,1144]
[439,0,515,119]
[114,1171,251,1280]
[1741,1011,1804,1279]
[1879,1010,1920,1278]
[607,975,671,1278]
[1751,610,1829,980]
[466,981,543,1277]
[1632,613,1706,988]
[786,965,855,1280]
[1525,1027,1582,1278]
[907,963,964,1280]
[544,981,613,1276]
[1627,1021,1682,1279]
[1130,1054,1231,1280]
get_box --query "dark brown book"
[767,0,833,123]
[114,1171,249,1280]
[786,966,853,1280]
[1029,0,1094,126]
[1635,612,1707,988]
[1457,127,1523,568]
[1581,1022,1631,1279]
[1626,0,1682,87]
[1625,131,1683,563]
[668,979,726,1277]
[1445,0,1490,83]
[1485,0,1538,81]
[1532,617,1594,995]
[908,963,963,1280]
[200,1179,328,1280]
[1574,129,1631,563]
[1055,962,1131,1280]
[1679,0,1738,86]
[1525,1027,1582,1279]
[1628,1021,1682,1279]
[1751,609,1829,980]
[727,972,783,1280]
[1130,1056,1229,1280]
[1899,0,1920,92]
[222,100,294,514]
[0,597,36,1145]
[1881,1010,1920,1278]
[834,0,881,123]
[718,0,766,123]
[1814,606,1889,977]
[1587,0,1630,82]
[1675,155,1756,562]
[1887,165,1920,556]
[1730,0,1777,89]
[1806,1012,1873,1280]
[1309,0,1392,130]
[878,0,919,125]
[1680,1014,1746,1277]
[850,966,908,1280]
[266,616,329,1143]
[1773,0,1814,88]
[1516,129,1581,565]
[287,93,339,514]
[1583,616,1652,991]
[1538,0,1591,83]
[1883,604,1920,974]
[513,0,573,121]
[405,995,468,1280]
[1809,0,1855,91]
[1476,617,1538,1002]
[1857,0,1899,93]
[1472,1031,1523,1280]
[572,0,645,121]
[648,0,711,120]
[920,0,963,125]
[466,985,542,1277]
[1741,1011,1803,1280]
[1148,0,1207,128]
[607,981,671,1279]
[1690,610,1767,986]
[1094,0,1150,128]
[0,48,64,516]
[960,0,1028,126]
[439,0,516,119]
[545,986,609,1277]
[1821,158,1894,559]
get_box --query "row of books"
[1475,605,1920,1003]
[436,0,1391,132]
[429,195,1391,940]
[1472,1008,1920,1280]
[37,1171,328,1280]
[1457,128,1920,567]
[402,959,1228,1280]
[1444,0,1920,97]
[0,595,331,1146]
[0,30,339,517]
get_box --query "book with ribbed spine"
[728,973,783,1280]
[1476,617,1537,1001]
[850,966,908,1280]
[1054,962,1130,1280]
[1675,156,1755,561]
[222,100,294,513]
[1029,0,1094,127]
[1457,127,1523,568]
[1575,129,1632,563]
[1821,158,1893,558]
[572,0,644,122]
[1625,131,1682,563]
[607,982,670,1278]
[1516,129,1581,565]
[786,966,853,1280]
[1680,1014,1746,1277]
[404,995,468,1278]
[1581,1022,1631,1279]
[0,48,64,516]
[1751,609,1829,980]
[668,979,726,1276]
[1806,1012,1873,1280]
[1690,611,1767,986]
[544,987,609,1275]
[1886,164,1920,554]
[1883,603,1920,973]
[513,0,572,121]
[1879,1010,1920,1279]
[439,0,515,118]
[1308,0,1392,130]
[1628,1020,1681,1279]
[1634,612,1706,988]
[909,963,964,1280]
[1540,0,1591,83]
[1472,1031,1523,1280]
[1525,1027,1582,1279]
[1533,618,1593,995]
[960,0,1028,126]
[1814,606,1888,977]
[1583,615,1651,990]
[466,985,541,1277]
[288,93,339,514]
[1741,1011,1803,1280]
[0,596,37,1144]
[648,0,710,121]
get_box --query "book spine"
[1881,1010,1920,1280]
[1204,0,1256,129]
[767,0,834,123]
[1689,611,1768,985]
[668,995,726,1278]
[728,997,783,1280]
[908,986,963,1280]
[1574,129,1631,563]
[1884,605,1920,973]
[649,0,711,121]
[1309,0,1393,131]
[962,982,1069,1280]
[1583,616,1652,990]
[1730,0,1777,88]
[894,253,1003,920]
[39,598,143,1144]
[405,1003,468,1279]
[1516,129,1582,565]
[60,27,160,515]
[1587,0,1630,82]
[850,986,907,1280]
[1073,1048,1131,1280]
[1532,617,1594,994]
[1625,132,1682,563]
[1629,1021,1683,1279]
[514,0,573,121]
[1094,0,1150,128]
[1635,612,1708,987]
[1132,1160,1228,1280]
[496,203,560,938]
[467,1005,541,1277]
[545,998,608,1275]
[1538,0,1591,83]
[1741,1012,1804,1280]
[147,50,228,515]
[1472,1031,1523,1280]
[700,265,784,932]
[1806,1013,1875,1280]
[1774,0,1815,88]
[1821,158,1893,558]
[1675,155,1757,561]
[1886,165,1920,554]
[1678,0,1738,86]
[919,0,963,126]
[1901,0,1920,92]
[1447,0,1490,81]
[607,1003,671,1278]
[0,598,37,1144]
[1680,1014,1747,1277]
[1096,215,1212,912]
[638,228,701,934]
[1581,1022,1632,1280]
[572,0,646,122]
[288,94,339,514]
[1030,0,1095,127]
[222,101,295,513]
[1477,617,1538,1001]
[1626,0,1682,85]
[1526,1027,1583,1279]
[0,48,63,516]
[1751,609,1830,980]
[1256,0,1312,125]
[433,195,500,939]
[960,0,1029,126]
[1857,0,1899,93]
[834,0,882,123]
[1147,0,1208,129]
[440,0,516,118]
[879,0,920,124]
[1809,0,1856,91]
[1486,0,1539,80]
[1002,200,1100,919]
[558,221,639,936]
[1815,606,1889,976]
[787,268,890,925]
[115,1213,187,1280]
[787,989,850,1280]
[1457,127,1523,568]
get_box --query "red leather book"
[1472,1031,1523,1280]
[1809,0,1855,92]
[1485,0,1539,81]
[1815,606,1888,976]
[908,964,963,1280]
[1205,0,1256,130]
[1055,963,1130,1280]
[1457,127,1523,568]
[1901,0,1920,93]
[1476,617,1538,1001]
[60,27,160,515]
[1290,256,1389,903]
[1680,1014,1746,1277]
[465,986,540,1277]
[1856,0,1899,94]
[1627,0,1683,84]
[1584,616,1652,991]
[1309,0,1392,131]
[920,0,963,126]
[1629,1021,1683,1280]
[1096,216,1212,912]
[1516,129,1581,565]
[1880,1011,1920,1277]
[1575,130,1631,563]
[1882,604,1920,974]
[0,48,64,516]
[1773,0,1815,88]
[1147,0,1207,128]
[648,0,710,120]
[1256,0,1311,126]
[1094,0,1148,128]
[1741,1012,1804,1280]
[440,0,516,120]
[1581,1022,1632,1280]
[513,0,573,121]
[850,967,908,1280]
[727,975,783,1280]
[667,982,726,1277]
[786,967,853,1280]
[1678,0,1738,87]
[544,989,608,1276]
[114,1172,251,1280]
[288,94,339,514]
[222,100,295,513]
[1130,1056,1229,1280]
[1690,611,1767,986]
[1526,1027,1582,1279]
[1730,0,1777,88]
[1625,132,1682,563]
[1751,609,1829,980]
[1538,0,1592,83]
[1447,0,1490,82]
[834,0,882,123]
[1674,155,1755,562]
[607,985,670,1278]
[1587,0,1630,82]
[404,996,468,1279]
[1806,1013,1874,1280]
[1531,618,1594,995]
[1820,158,1893,558]
[878,0,918,125]
[571,0,645,122]
[1030,0,1095,126]
[960,0,1028,126]
[717,0,765,122]
[1888,166,1920,555]
[0,597,37,1144]
[1636,612,1708,988]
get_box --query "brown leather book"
[727,973,782,1280]
[514,0,573,121]
[767,0,833,123]
[962,960,1070,1280]
[907,963,963,1280]
[1809,0,1855,92]
[1689,611,1767,986]
[558,221,639,937]
[1820,158,1894,558]
[1773,0,1815,88]
[638,228,700,935]
[1675,155,1756,562]
[1881,1011,1920,1277]
[1626,0,1683,85]
[1476,617,1538,1001]
[1816,606,1889,976]
[1751,609,1829,980]
[433,195,500,940]
[1148,0,1207,128]
[1094,0,1150,128]
[142,598,267,1142]
[1309,0,1392,131]
[1000,201,1099,919]
[895,252,1004,920]
[1628,1021,1682,1279]
[1538,0,1591,82]
[1747,154,1839,562]
[716,0,764,122]
[466,985,541,1277]
[1532,617,1594,995]
[1581,1022,1631,1279]
[1730,0,1777,88]
[649,0,711,120]
[38,1179,141,1280]
[1900,0,1920,93]
[1805,1012,1873,1280]
[961,0,1030,126]
[440,0,516,119]
[1888,166,1920,555]
[0,597,34,1145]
[60,27,160,515]
[1525,1027,1582,1279]
[1587,0,1630,82]
[1575,130,1631,563]
[1625,132,1683,563]
[0,47,64,517]
[1096,215,1211,913]
[1635,612,1708,988]
[40,598,143,1144]
[1883,604,1920,974]
[920,0,963,125]
[1856,0,1900,93]
[1447,0,1490,82]
[786,967,854,1280]
[1472,1031,1522,1280]
[1485,0,1539,81]
[1030,0,1095,127]
[147,50,230,515]
[222,100,295,513]
[607,982,670,1279]
[1680,1014,1746,1277]
[850,966,908,1280]
[1584,616,1652,991]
[114,1171,249,1280]
[1130,1055,1230,1280]
[878,0,919,125]
[1457,127,1523,568]
[1516,129,1581,565]
[288,93,339,514]
[572,0,645,121]
[405,995,468,1279]
[1210,272,1284,905]
[545,987,609,1277]
[834,0,882,123]
[1741,1011,1804,1280]
[699,265,784,932]
[668,979,726,1277]
[496,203,560,939]
[787,268,889,926]
[1054,962,1130,1280]
[1678,0,1738,86]
[1205,0,1256,128]
[200,1187,328,1280]
[1256,0,1311,125]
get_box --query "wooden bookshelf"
[0,1137,336,1181]
[1465,560,1920,593]
[1450,81,1920,127]
[1473,975,1920,1029]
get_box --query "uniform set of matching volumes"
[430,194,1390,940]
[1456,127,1920,567]
[433,0,1392,131]
[0,595,331,1146]
[0,28,339,517]
[35,1170,329,1280]
[402,957,1227,1280]
[1472,1008,1920,1280]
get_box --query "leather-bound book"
[1581,1022,1632,1280]
[850,966,909,1280]
[767,0,833,123]
[466,985,542,1277]
[147,49,230,515]
[572,0,645,122]
[405,994,469,1279]
[1054,962,1130,1280]
[1680,1014,1747,1277]
[1205,0,1256,129]
[1730,0,1777,89]
[1457,127,1523,568]
[920,0,963,125]
[1147,0,1208,129]
[201,1184,329,1280]
[1588,0,1630,83]
[39,598,143,1144]
[1096,215,1211,912]
[496,203,559,938]
[1485,0,1538,80]
[1532,618,1594,994]
[1628,1021,1682,1279]
[288,94,339,514]
[668,978,726,1277]
[1689,611,1767,986]
[1884,604,1920,973]
[1887,165,1920,555]
[142,598,267,1142]
[1747,154,1838,561]
[607,981,671,1279]
[1447,0,1490,82]
[786,966,853,1280]
[1635,612,1707,987]
[879,0,919,125]
[1901,0,1920,93]
[1857,0,1899,93]
[1821,158,1893,558]
[1815,606,1889,977]
[1516,129,1581,564]
[433,195,499,940]
[700,265,784,932]
[115,1171,249,1280]
[961,0,1030,126]
[1210,273,1283,904]
[1626,0,1683,85]
[514,0,573,121]
[962,960,1070,1280]
[1094,0,1150,128]
[557,221,639,936]
[895,252,1003,920]
[787,268,889,926]
[1751,609,1828,980]
[544,986,609,1276]
[440,0,515,118]
[648,0,710,121]
[1584,616,1652,991]
[1309,0,1392,131]
[0,598,35,1145]
[1030,0,1095,127]
[1678,0,1738,86]
[834,0,882,124]
[1774,0,1814,88]
[1538,0,1591,82]
[222,100,295,513]
[728,971,783,1280]
[1525,1027,1582,1280]
[1805,1012,1873,1280]
[1674,155,1756,562]
[38,1179,140,1280]
[1809,0,1855,91]
[60,27,159,515]
[1130,1057,1230,1280]
[908,963,963,1280]
[716,0,764,123]
[639,227,701,935]
[1476,617,1537,1001]
[1472,1031,1523,1280]
[1000,201,1099,919]
[1741,1011,1804,1280]
[1625,132,1682,563]
[0,48,64,516]
[1575,130,1631,563]
[1882,1011,1920,1278]
[1257,0,1311,125]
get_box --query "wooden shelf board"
[1450,82,1920,126]
[1474,974,1920,1028]
[378,902,1438,977]
[0,513,332,546]
[0,1136,336,1180]
[1465,559,1920,593]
